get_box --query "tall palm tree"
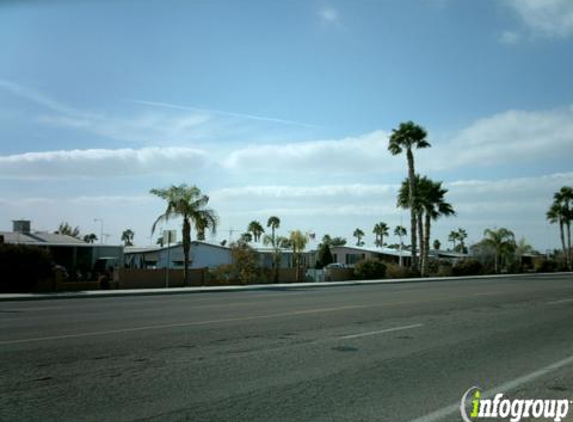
[248,220,265,243]
[290,230,308,282]
[547,202,567,269]
[267,216,280,241]
[353,228,365,247]
[121,229,135,246]
[456,228,468,253]
[150,184,218,286]
[373,222,389,248]
[56,222,81,239]
[83,233,98,244]
[420,179,455,275]
[398,175,455,275]
[448,230,459,251]
[482,228,516,273]
[394,225,407,245]
[389,121,431,270]
[263,216,283,283]
[552,186,573,270]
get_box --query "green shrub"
[354,259,386,280]
[0,244,53,292]
[385,263,419,279]
[452,259,483,276]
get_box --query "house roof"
[0,231,88,246]
[125,240,230,255]
[330,244,412,257]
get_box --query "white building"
[125,241,231,269]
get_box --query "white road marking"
[473,292,500,296]
[406,354,573,422]
[547,298,573,305]
[339,323,423,340]
[0,304,371,345]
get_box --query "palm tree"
[547,202,568,269]
[482,228,516,273]
[394,225,407,245]
[353,228,365,247]
[121,229,135,246]
[398,175,455,275]
[448,230,459,251]
[456,228,468,253]
[267,216,280,240]
[56,222,81,239]
[388,121,431,270]
[330,236,347,247]
[240,232,253,243]
[248,220,265,243]
[552,186,573,270]
[373,222,389,248]
[83,233,98,244]
[150,184,218,286]
[290,230,308,282]
[264,216,282,282]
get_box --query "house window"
[345,254,365,265]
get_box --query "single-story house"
[0,220,124,277]
[329,245,412,267]
[125,241,232,269]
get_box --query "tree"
[373,222,389,248]
[83,233,98,244]
[240,232,253,243]
[150,184,218,286]
[248,220,265,243]
[56,222,80,239]
[481,228,516,273]
[455,228,468,254]
[549,186,573,270]
[316,240,333,269]
[448,230,459,251]
[547,202,567,268]
[263,217,286,283]
[433,239,441,250]
[388,121,431,270]
[353,228,365,247]
[394,225,407,244]
[289,230,308,281]
[121,229,135,246]
[330,236,347,247]
[398,175,455,276]
[267,216,280,241]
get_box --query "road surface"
[1,274,573,421]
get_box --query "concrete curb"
[1,272,571,302]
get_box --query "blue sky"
[1,0,572,250]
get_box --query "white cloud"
[223,130,399,175]
[430,106,573,170]
[504,0,573,38]
[319,7,339,23]
[499,30,520,44]
[0,147,210,179]
[221,105,573,178]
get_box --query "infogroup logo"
[460,386,571,422]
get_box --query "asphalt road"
[1,274,573,422]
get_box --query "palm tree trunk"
[182,218,191,286]
[407,148,417,270]
[567,220,573,271]
[417,211,424,275]
[424,213,431,277]
[559,219,568,269]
